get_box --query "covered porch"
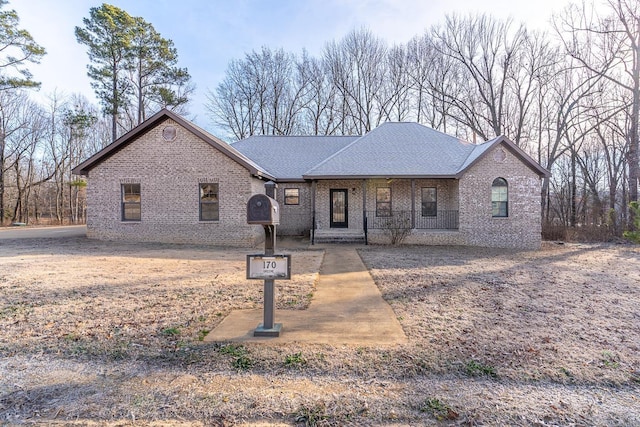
[310,178,461,245]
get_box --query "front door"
[330,189,348,228]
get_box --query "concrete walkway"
[205,246,407,346]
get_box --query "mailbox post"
[246,181,283,337]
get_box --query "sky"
[11,0,578,134]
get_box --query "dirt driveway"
[0,236,638,426]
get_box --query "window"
[376,187,392,217]
[421,187,437,217]
[284,188,299,205]
[200,183,219,221]
[121,183,141,221]
[491,178,508,217]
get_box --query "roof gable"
[457,136,550,178]
[72,109,274,180]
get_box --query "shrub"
[542,223,567,241]
[381,214,411,245]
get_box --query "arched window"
[491,178,508,217]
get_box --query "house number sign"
[246,254,291,280]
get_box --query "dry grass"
[1,237,639,426]
[361,243,640,383]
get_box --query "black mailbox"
[247,194,280,225]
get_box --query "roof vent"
[493,148,506,163]
[162,125,177,142]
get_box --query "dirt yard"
[0,236,638,426]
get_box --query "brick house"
[73,109,549,249]
[72,109,274,246]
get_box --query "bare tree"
[323,28,389,134]
[207,47,310,140]
[296,52,340,135]
[506,30,559,147]
[33,93,101,225]
[9,102,47,223]
[0,90,33,223]
[0,1,45,224]
[406,33,457,132]
[377,44,412,122]
[555,0,640,216]
[206,60,256,140]
[430,14,528,140]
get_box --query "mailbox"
[247,194,280,225]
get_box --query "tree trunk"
[0,132,4,226]
[69,183,73,224]
[12,161,21,223]
[571,149,577,227]
[33,185,40,224]
[74,186,80,223]
[55,170,64,224]
[112,63,118,141]
[628,60,639,227]
[138,56,143,125]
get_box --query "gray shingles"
[232,135,358,180]
[304,122,475,178]
[231,123,542,181]
[457,138,499,174]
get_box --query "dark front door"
[330,189,348,228]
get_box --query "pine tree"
[75,4,192,140]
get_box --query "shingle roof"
[303,122,475,178]
[457,138,497,173]
[231,135,358,180]
[75,112,548,181]
[232,122,549,180]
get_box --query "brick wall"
[364,178,459,213]
[85,119,543,249]
[86,118,264,246]
[315,180,364,230]
[274,183,313,236]
[368,229,465,245]
[363,178,462,245]
[312,149,543,250]
[458,144,543,250]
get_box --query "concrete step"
[312,231,366,244]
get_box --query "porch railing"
[365,210,459,230]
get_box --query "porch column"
[311,180,317,245]
[362,179,367,245]
[411,179,416,229]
